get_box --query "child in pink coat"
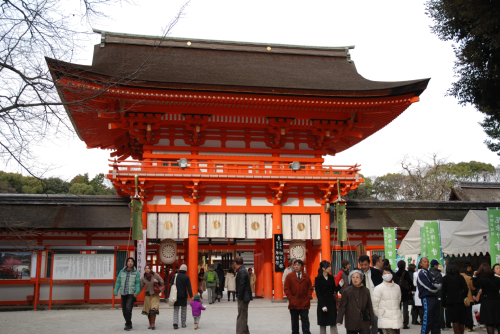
[190,294,206,329]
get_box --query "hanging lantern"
[336,202,347,242]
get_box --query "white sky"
[28,0,499,181]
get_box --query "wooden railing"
[108,160,361,179]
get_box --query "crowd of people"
[113,255,500,334]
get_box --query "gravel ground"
[0,298,429,334]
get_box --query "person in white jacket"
[372,266,404,334]
[225,267,237,302]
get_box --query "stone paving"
[0,298,430,334]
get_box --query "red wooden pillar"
[273,204,283,300]
[188,202,199,294]
[262,238,273,299]
[320,209,331,263]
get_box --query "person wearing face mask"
[372,267,404,334]
[316,260,344,334]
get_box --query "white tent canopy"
[398,220,461,257]
[442,210,489,257]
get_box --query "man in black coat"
[235,256,252,334]
[170,264,193,329]
[358,255,383,334]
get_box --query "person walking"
[460,267,476,332]
[215,263,225,302]
[395,260,414,330]
[472,263,500,334]
[410,263,423,325]
[335,260,351,293]
[225,267,237,302]
[416,257,442,334]
[284,259,314,334]
[198,268,206,299]
[249,268,256,295]
[283,259,296,285]
[190,294,206,330]
[359,255,383,334]
[372,266,404,334]
[441,262,468,334]
[315,260,344,334]
[114,257,141,331]
[429,260,448,330]
[170,264,193,329]
[203,264,220,304]
[336,269,375,334]
[140,264,164,330]
[235,256,253,334]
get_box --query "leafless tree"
[0,0,189,179]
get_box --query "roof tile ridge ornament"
[92,28,356,57]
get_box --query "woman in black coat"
[473,263,500,334]
[170,264,193,329]
[394,260,414,329]
[315,260,343,334]
[441,262,468,334]
[215,263,225,302]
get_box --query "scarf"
[145,272,152,281]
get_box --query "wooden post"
[273,204,283,301]
[262,238,273,299]
[188,202,199,294]
[112,249,117,308]
[320,209,331,263]
[34,250,41,310]
[49,250,55,310]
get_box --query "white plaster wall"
[226,197,247,206]
[282,198,300,206]
[155,138,169,146]
[174,139,189,146]
[89,284,113,299]
[152,150,190,155]
[282,142,295,150]
[250,141,270,149]
[226,140,245,148]
[303,198,321,207]
[171,196,189,205]
[251,197,273,206]
[199,196,222,206]
[200,140,221,148]
[149,195,166,205]
[299,143,313,150]
[199,152,272,157]
[0,285,33,301]
[40,284,85,300]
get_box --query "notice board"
[52,254,115,280]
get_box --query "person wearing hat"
[114,257,141,331]
[429,259,448,330]
[190,294,206,330]
[170,264,193,329]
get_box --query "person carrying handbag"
[337,269,375,334]
[170,264,193,329]
[140,265,164,330]
[395,260,414,329]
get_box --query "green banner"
[336,202,347,242]
[420,227,427,258]
[488,208,500,266]
[132,199,143,241]
[383,228,397,267]
[422,221,441,265]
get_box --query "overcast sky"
[25,0,499,181]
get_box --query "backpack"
[207,271,215,283]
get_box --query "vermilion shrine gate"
[47,30,428,301]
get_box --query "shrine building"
[42,30,428,302]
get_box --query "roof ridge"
[92,29,355,57]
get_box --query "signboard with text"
[488,208,500,266]
[422,221,442,265]
[274,234,285,272]
[53,254,115,280]
[383,228,397,267]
